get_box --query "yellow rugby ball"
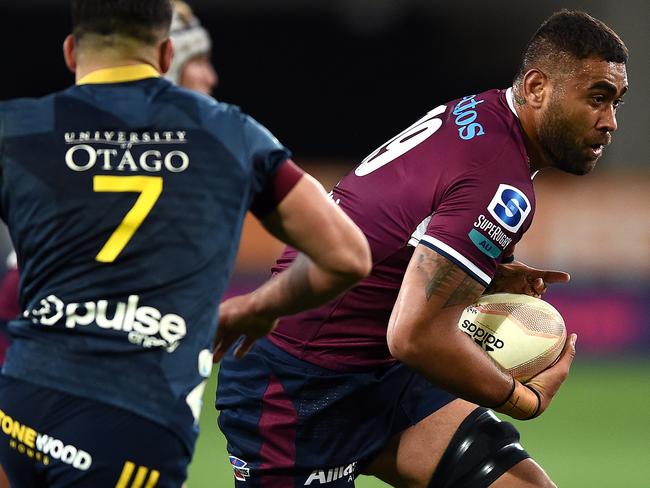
[458,293,566,382]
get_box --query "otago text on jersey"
[64,131,190,173]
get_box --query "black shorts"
[0,375,190,487]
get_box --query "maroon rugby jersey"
[270,88,536,371]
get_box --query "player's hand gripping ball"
[458,293,566,382]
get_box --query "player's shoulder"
[0,93,59,138]
[442,88,527,175]
[160,84,242,119]
[161,84,268,137]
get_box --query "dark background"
[1,0,647,164]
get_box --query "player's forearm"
[388,246,540,417]
[389,314,539,419]
[247,253,363,319]
[263,173,372,282]
[257,172,371,316]
[390,315,512,403]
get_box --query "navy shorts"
[0,376,190,487]
[216,339,456,487]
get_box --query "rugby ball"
[458,293,566,382]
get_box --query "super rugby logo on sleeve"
[487,184,531,233]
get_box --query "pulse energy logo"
[24,295,186,352]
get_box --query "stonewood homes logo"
[0,409,92,470]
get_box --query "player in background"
[0,252,18,366]
[0,0,217,368]
[215,10,628,487]
[0,1,371,487]
[165,0,218,96]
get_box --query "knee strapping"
[428,408,530,488]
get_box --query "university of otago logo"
[487,184,531,233]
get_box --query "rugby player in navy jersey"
[0,1,371,486]
[216,10,628,488]
[0,0,215,372]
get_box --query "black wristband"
[524,384,542,419]
[491,376,516,409]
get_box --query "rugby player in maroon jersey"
[215,10,628,488]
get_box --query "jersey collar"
[77,64,160,85]
[505,87,519,118]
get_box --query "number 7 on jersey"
[93,175,163,263]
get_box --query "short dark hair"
[515,10,628,83]
[71,0,174,45]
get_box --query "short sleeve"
[419,171,534,287]
[242,114,292,201]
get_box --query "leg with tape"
[428,408,531,488]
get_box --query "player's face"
[538,57,627,175]
[180,54,218,95]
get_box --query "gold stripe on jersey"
[78,64,160,85]
[115,461,160,488]
[131,466,150,488]
[116,461,136,488]
[144,469,160,488]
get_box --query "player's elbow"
[325,232,372,283]
[342,240,372,282]
[387,322,423,365]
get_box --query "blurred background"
[1,0,648,486]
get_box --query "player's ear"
[521,69,548,109]
[159,38,174,75]
[63,34,77,74]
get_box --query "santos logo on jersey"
[24,294,186,352]
[453,94,486,140]
[486,184,531,233]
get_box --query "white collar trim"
[506,87,519,118]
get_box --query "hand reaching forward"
[485,261,570,298]
[212,293,278,363]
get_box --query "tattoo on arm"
[417,252,484,308]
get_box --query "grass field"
[187,359,650,487]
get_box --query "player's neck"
[514,104,553,174]
[74,48,161,82]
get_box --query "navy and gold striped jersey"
[0,65,290,449]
